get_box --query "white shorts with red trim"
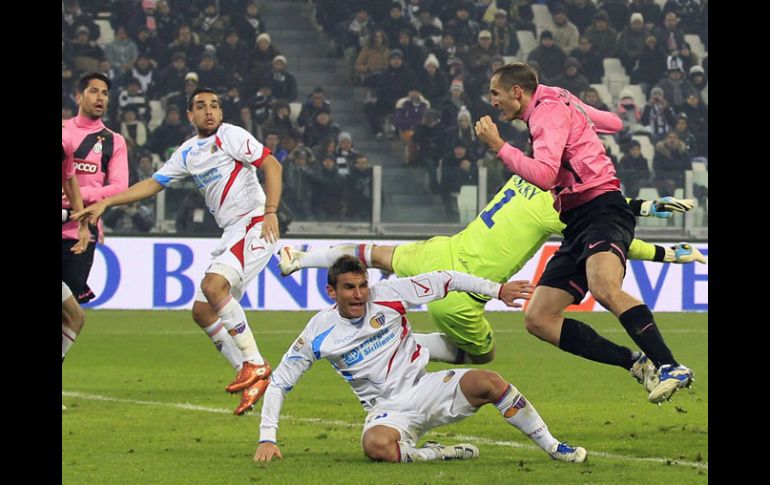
[194,214,276,302]
[361,368,477,445]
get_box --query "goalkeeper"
[279,174,704,368]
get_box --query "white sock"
[494,384,558,452]
[397,441,443,462]
[414,333,471,364]
[214,295,264,365]
[202,319,243,370]
[62,324,77,361]
[299,244,373,268]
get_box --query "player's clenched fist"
[475,115,505,153]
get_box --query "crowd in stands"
[63,0,707,230]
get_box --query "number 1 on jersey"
[480,189,516,228]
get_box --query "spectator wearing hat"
[548,4,580,55]
[566,0,598,36]
[687,65,707,105]
[262,55,298,102]
[583,10,619,58]
[154,52,188,98]
[553,57,590,97]
[630,34,666,92]
[382,2,416,47]
[355,29,390,87]
[654,55,698,109]
[62,0,100,43]
[64,25,106,73]
[600,0,632,32]
[216,30,251,82]
[652,11,686,56]
[653,130,691,196]
[447,106,484,160]
[569,36,604,84]
[642,86,677,142]
[248,32,281,81]
[191,1,231,46]
[334,132,360,176]
[234,0,266,48]
[417,54,450,106]
[439,79,472,130]
[155,1,183,46]
[196,51,231,93]
[105,26,140,74]
[410,7,443,48]
[630,0,662,33]
[677,41,699,74]
[488,8,520,56]
[672,113,698,158]
[467,30,498,80]
[616,140,650,198]
[615,88,645,135]
[618,12,650,72]
[395,88,430,163]
[527,30,566,83]
[126,53,158,99]
[335,7,375,63]
[364,49,418,138]
[395,28,426,73]
[166,25,204,69]
[446,3,481,47]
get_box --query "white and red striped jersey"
[152,123,272,229]
[258,271,502,443]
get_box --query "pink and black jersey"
[497,84,624,213]
[61,114,129,241]
[152,123,272,229]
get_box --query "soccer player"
[254,256,587,464]
[72,88,283,415]
[62,72,129,305]
[278,174,703,379]
[475,61,696,404]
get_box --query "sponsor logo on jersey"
[410,277,434,297]
[192,167,223,188]
[370,313,385,329]
[443,370,456,383]
[333,334,355,345]
[74,161,99,173]
[292,336,305,352]
[211,143,219,153]
[228,322,247,336]
[343,348,363,366]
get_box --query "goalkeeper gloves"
[640,197,695,218]
[663,243,707,264]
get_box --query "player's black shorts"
[62,239,97,304]
[538,191,635,304]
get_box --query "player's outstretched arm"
[71,178,165,225]
[628,197,695,219]
[628,239,707,264]
[254,441,283,462]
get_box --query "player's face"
[489,74,523,121]
[328,272,370,319]
[77,79,110,120]
[188,92,223,137]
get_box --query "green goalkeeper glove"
[640,197,695,218]
[663,243,707,264]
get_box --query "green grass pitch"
[62,310,707,484]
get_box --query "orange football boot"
[234,378,270,415]
[225,360,272,393]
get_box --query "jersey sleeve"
[221,124,273,168]
[259,328,317,443]
[372,271,502,308]
[152,146,191,187]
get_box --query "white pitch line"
[62,391,707,470]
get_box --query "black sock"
[559,318,635,369]
[618,305,678,368]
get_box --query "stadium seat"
[602,57,626,76]
[603,73,630,100]
[502,56,518,65]
[590,83,612,106]
[457,185,478,225]
[684,34,706,60]
[149,100,165,131]
[624,84,647,107]
[691,161,707,172]
[289,102,302,123]
[632,135,655,165]
[516,30,537,58]
[95,19,114,47]
[531,4,552,34]
[600,134,620,158]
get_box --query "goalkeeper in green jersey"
[278,175,705,368]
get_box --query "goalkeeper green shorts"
[392,237,495,356]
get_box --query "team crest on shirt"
[92,136,104,154]
[370,313,385,329]
[292,336,305,352]
[443,370,456,383]
[211,143,219,153]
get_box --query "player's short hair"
[76,72,111,93]
[491,62,539,93]
[187,87,220,111]
[328,255,367,288]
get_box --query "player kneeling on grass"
[254,256,586,464]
